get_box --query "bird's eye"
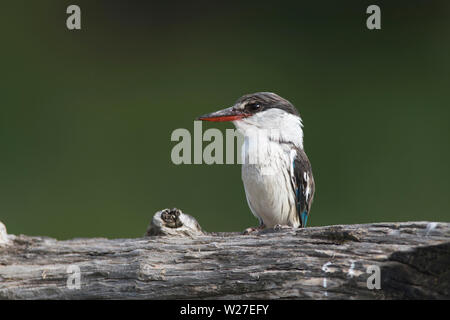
[246,103,261,111]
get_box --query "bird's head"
[197,92,304,146]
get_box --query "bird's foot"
[242,224,266,235]
[242,227,258,235]
[273,224,292,231]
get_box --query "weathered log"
[0,209,449,299]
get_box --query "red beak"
[197,107,249,122]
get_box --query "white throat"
[232,108,304,150]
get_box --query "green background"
[1,1,449,239]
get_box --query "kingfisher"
[197,92,315,232]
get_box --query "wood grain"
[0,211,448,299]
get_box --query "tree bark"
[0,209,449,299]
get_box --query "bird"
[197,92,315,232]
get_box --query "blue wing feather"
[290,148,315,228]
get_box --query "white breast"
[241,135,300,228]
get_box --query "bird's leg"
[243,223,266,235]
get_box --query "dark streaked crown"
[235,92,300,117]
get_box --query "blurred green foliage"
[1,1,449,239]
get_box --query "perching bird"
[197,92,315,231]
